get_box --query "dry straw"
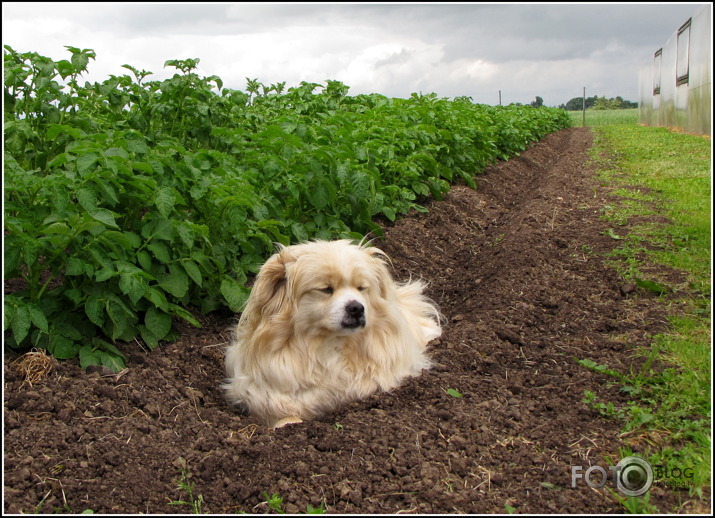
[11,348,55,385]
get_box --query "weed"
[446,388,463,398]
[583,390,619,418]
[258,492,326,514]
[170,460,205,514]
[262,492,285,514]
[610,490,660,514]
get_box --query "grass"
[587,122,711,509]
[568,108,638,127]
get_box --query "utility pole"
[499,90,502,106]
[582,87,586,127]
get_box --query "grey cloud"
[374,49,415,69]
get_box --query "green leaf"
[139,325,161,350]
[579,360,598,373]
[85,296,105,327]
[49,333,79,360]
[168,304,202,327]
[87,208,119,229]
[43,222,72,235]
[132,161,154,174]
[56,59,75,80]
[182,260,202,287]
[137,250,153,271]
[145,306,172,340]
[145,287,170,312]
[54,321,83,341]
[634,277,670,295]
[92,338,127,361]
[101,231,135,251]
[79,344,101,370]
[76,153,99,175]
[220,277,250,312]
[125,138,148,155]
[95,267,115,282]
[27,304,48,334]
[66,257,90,276]
[66,46,95,72]
[97,350,126,372]
[105,298,129,340]
[123,231,142,249]
[446,388,463,398]
[158,264,189,298]
[4,246,21,277]
[148,242,171,264]
[46,124,80,141]
[577,358,621,378]
[382,207,396,222]
[119,273,145,305]
[155,187,176,218]
[605,228,623,240]
[10,304,32,344]
[76,187,98,211]
[308,178,332,210]
[3,302,15,333]
[76,188,119,228]
[291,222,309,243]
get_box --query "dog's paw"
[272,416,304,429]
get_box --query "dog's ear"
[364,246,395,299]
[247,246,298,318]
[364,246,390,264]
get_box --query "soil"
[3,127,707,514]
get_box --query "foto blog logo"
[571,456,654,497]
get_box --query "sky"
[1,2,708,107]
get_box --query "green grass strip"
[590,124,711,506]
[568,108,638,127]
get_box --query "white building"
[638,4,711,135]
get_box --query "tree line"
[558,95,638,111]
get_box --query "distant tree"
[560,96,598,111]
[560,95,636,110]
[531,96,544,108]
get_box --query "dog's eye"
[319,286,334,295]
[357,286,368,292]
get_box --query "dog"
[222,239,442,428]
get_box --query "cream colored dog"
[223,239,442,428]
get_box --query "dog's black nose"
[342,300,365,328]
[346,300,364,317]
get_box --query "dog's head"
[244,240,393,338]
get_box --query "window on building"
[676,18,691,86]
[653,48,662,95]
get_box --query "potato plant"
[3,45,570,370]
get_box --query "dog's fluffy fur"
[222,239,442,427]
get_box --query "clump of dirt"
[4,127,703,513]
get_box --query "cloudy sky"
[2,2,706,107]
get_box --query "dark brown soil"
[3,127,704,514]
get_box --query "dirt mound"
[3,127,691,513]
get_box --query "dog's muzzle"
[341,300,366,329]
